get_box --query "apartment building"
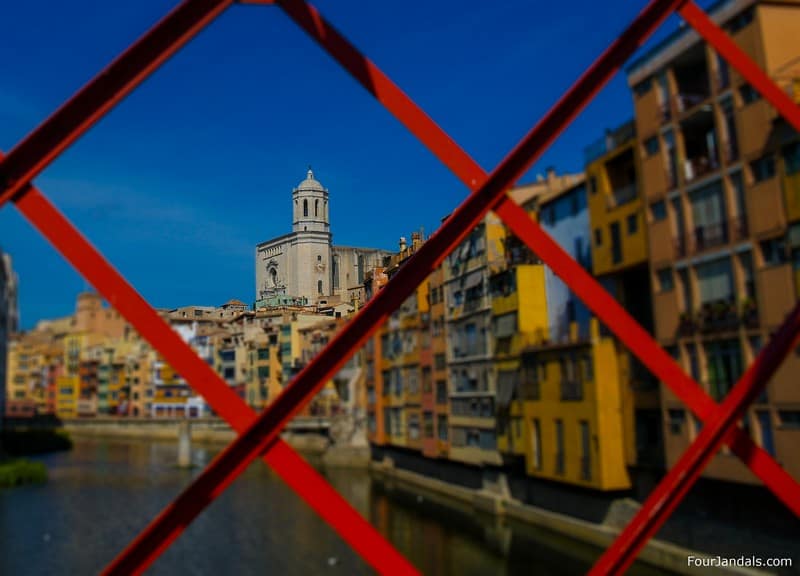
[627,0,800,483]
[444,215,506,466]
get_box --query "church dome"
[295,167,326,192]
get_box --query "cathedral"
[255,169,391,307]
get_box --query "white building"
[255,169,391,307]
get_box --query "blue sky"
[0,1,710,329]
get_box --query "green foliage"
[0,459,47,488]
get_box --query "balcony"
[674,92,708,114]
[737,99,777,158]
[672,43,711,116]
[698,300,739,334]
[673,218,747,258]
[741,299,759,330]
[757,263,796,329]
[680,106,719,185]
[677,312,697,338]
[654,290,680,341]
[683,155,719,185]
[746,176,785,238]
[606,183,639,210]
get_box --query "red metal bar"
[281,0,800,514]
[680,0,800,133]
[8,178,418,576]
[0,0,235,207]
[591,302,800,575]
[103,0,692,568]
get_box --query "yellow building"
[491,263,549,458]
[585,121,662,470]
[517,321,630,490]
[585,121,648,276]
[495,178,633,491]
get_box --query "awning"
[495,313,517,338]
[463,270,483,290]
[495,370,518,410]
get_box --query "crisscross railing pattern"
[1,1,798,575]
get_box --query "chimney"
[399,236,407,252]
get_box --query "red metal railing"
[1,1,798,575]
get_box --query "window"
[627,213,638,235]
[594,228,602,246]
[750,155,775,182]
[644,136,659,157]
[579,420,591,481]
[760,237,787,266]
[778,411,800,429]
[588,175,597,195]
[554,419,565,475]
[317,280,323,294]
[257,366,270,379]
[657,268,674,292]
[583,355,594,381]
[610,221,622,264]
[739,83,761,105]
[332,256,339,290]
[784,142,800,176]
[437,415,448,440]
[696,257,733,304]
[633,77,652,98]
[651,200,666,221]
[706,339,743,400]
[435,380,447,404]
[668,409,686,434]
[315,199,319,217]
[423,412,434,438]
[532,419,542,470]
[727,7,754,34]
[257,348,269,360]
[303,199,308,217]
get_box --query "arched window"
[318,280,323,294]
[303,199,308,217]
[315,199,319,216]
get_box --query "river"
[0,438,671,575]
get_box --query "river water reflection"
[0,438,670,575]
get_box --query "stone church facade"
[255,169,391,307]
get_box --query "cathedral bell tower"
[292,167,330,233]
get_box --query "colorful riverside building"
[376,233,430,450]
[494,176,632,491]
[444,213,506,466]
[584,121,663,470]
[626,0,800,483]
